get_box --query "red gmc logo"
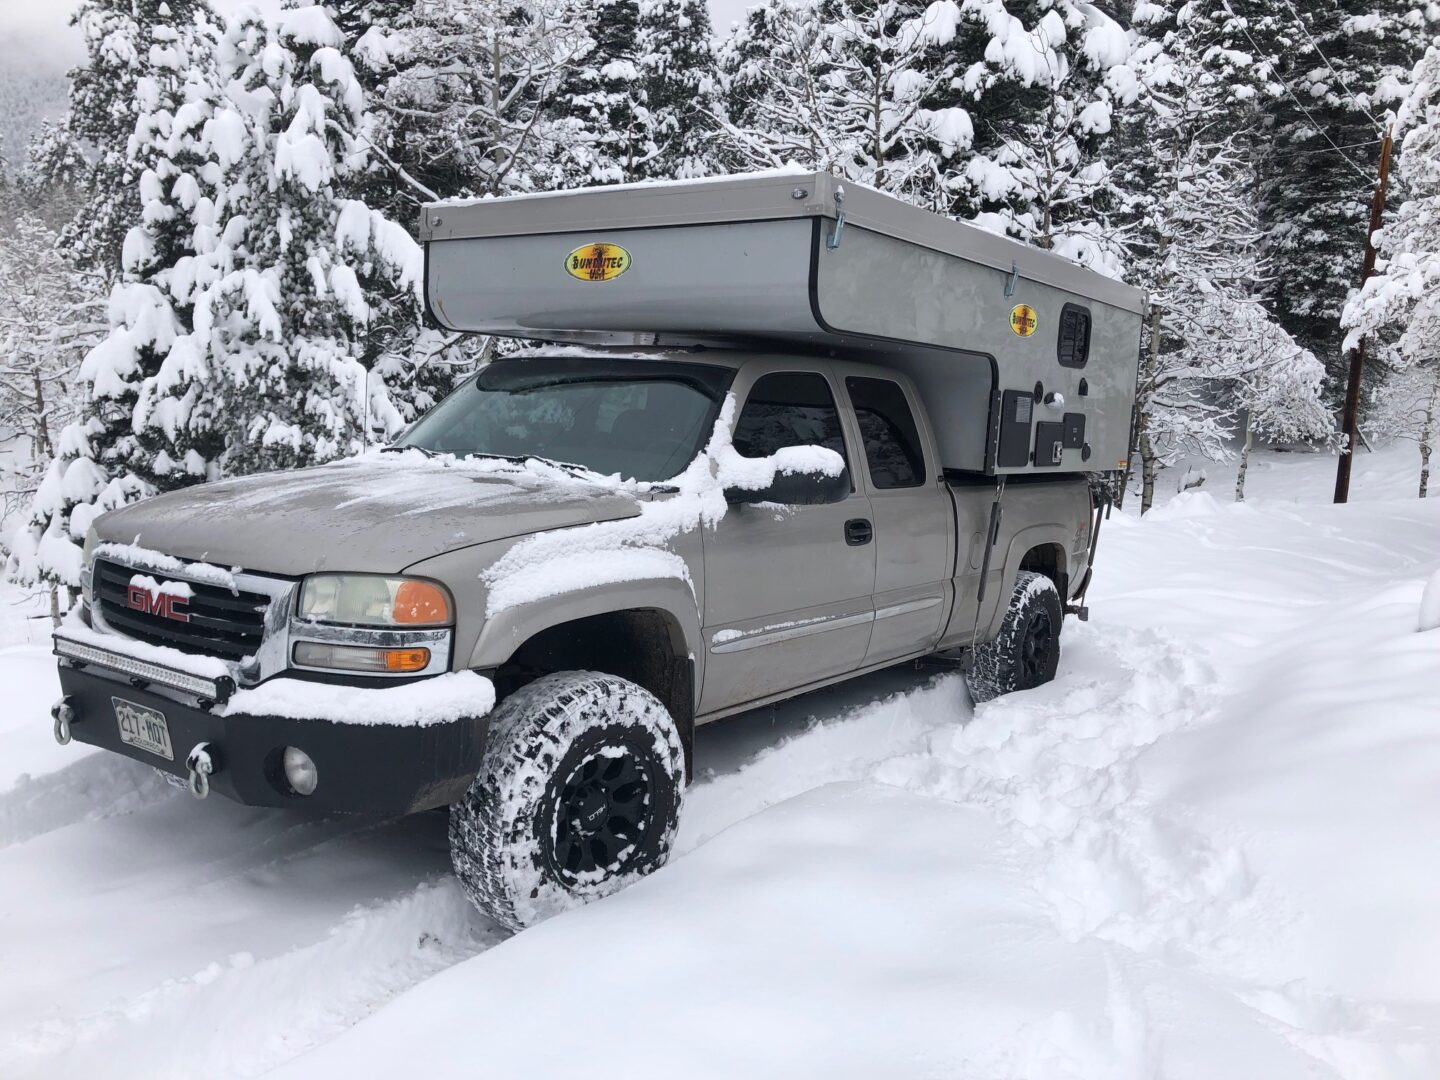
[127,585,191,623]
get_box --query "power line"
[1217,0,1375,183]
[1277,0,1382,129]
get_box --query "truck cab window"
[845,376,925,489]
[733,372,848,466]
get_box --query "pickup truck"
[51,345,1095,929]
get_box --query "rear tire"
[449,671,686,931]
[965,571,1063,704]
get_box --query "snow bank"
[1421,568,1440,632]
[223,671,495,727]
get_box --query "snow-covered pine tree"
[717,0,971,209]
[950,0,1139,274]
[552,0,662,186]
[6,3,221,597]
[1262,0,1438,385]
[38,0,217,278]
[1343,44,1440,498]
[637,0,723,179]
[166,3,426,475]
[1118,0,1315,512]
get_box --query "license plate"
[113,697,174,761]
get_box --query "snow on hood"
[92,452,645,576]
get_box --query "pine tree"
[717,0,971,208]
[1118,0,1326,512]
[947,0,1138,272]
[165,4,425,475]
[638,0,723,179]
[552,0,661,185]
[1261,0,1438,385]
[43,0,217,278]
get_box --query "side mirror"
[724,447,850,506]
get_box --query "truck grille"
[93,558,270,661]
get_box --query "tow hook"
[185,742,215,800]
[51,696,77,745]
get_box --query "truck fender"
[468,578,705,691]
[981,524,1073,638]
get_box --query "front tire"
[964,571,1063,704]
[449,671,686,931]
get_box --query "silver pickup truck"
[51,174,1137,929]
[53,347,1094,929]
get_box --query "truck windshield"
[394,356,734,483]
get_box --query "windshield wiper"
[380,444,436,457]
[469,452,603,481]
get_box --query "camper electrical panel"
[421,171,1146,477]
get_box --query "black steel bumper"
[56,664,488,815]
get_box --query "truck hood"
[93,455,643,576]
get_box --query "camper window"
[1058,304,1091,369]
[845,377,925,489]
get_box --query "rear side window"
[845,377,926,489]
[733,372,848,467]
[1058,304,1091,368]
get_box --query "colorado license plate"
[113,697,174,761]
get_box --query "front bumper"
[57,664,488,815]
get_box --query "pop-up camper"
[420,169,1146,477]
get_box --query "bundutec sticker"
[566,242,632,282]
[1009,303,1038,337]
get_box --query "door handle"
[845,518,873,546]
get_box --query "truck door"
[699,365,876,714]
[838,370,953,665]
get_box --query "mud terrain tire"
[965,571,1063,704]
[449,671,686,931]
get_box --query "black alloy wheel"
[1019,607,1055,688]
[550,746,655,883]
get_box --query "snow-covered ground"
[1,445,1437,1079]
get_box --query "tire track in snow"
[1,878,506,1080]
[0,753,177,850]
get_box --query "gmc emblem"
[127,584,191,623]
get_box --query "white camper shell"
[420,170,1146,477]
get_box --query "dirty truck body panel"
[53,172,1124,817]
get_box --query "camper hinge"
[827,185,847,251]
[1005,262,1020,298]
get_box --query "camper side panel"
[426,219,821,340]
[814,227,1142,475]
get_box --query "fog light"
[282,746,318,796]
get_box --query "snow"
[429,164,813,208]
[57,616,236,681]
[2,446,1439,1079]
[224,671,496,728]
[1421,568,1440,631]
[94,541,239,592]
[481,397,846,615]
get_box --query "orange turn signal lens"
[392,580,451,625]
[383,648,432,673]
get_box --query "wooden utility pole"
[1334,127,1395,504]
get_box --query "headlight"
[297,575,453,627]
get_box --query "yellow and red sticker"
[1009,303,1038,337]
[566,242,631,282]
